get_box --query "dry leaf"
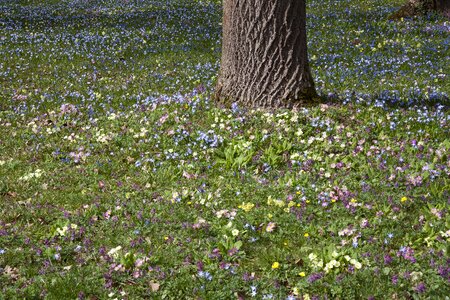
[183,171,197,179]
[149,281,160,292]
[4,266,20,280]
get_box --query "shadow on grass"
[1,1,221,32]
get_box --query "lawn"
[0,0,449,299]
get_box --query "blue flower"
[250,285,257,297]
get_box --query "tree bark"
[390,0,450,19]
[215,0,317,109]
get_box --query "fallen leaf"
[183,171,197,179]
[149,281,160,292]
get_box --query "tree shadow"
[1,1,221,32]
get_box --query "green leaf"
[234,240,243,250]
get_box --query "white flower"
[19,169,45,181]
[316,260,323,268]
[108,246,122,258]
[232,229,239,236]
[56,226,68,236]
[350,258,362,269]
[441,230,450,238]
[330,259,340,267]
[308,253,317,261]
[410,271,423,282]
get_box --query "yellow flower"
[401,197,408,203]
[238,202,255,212]
[350,198,357,203]
[299,271,306,277]
[271,262,280,269]
[304,233,309,238]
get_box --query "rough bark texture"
[215,0,317,109]
[390,0,450,19]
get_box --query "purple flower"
[228,247,239,256]
[196,260,204,271]
[414,282,426,293]
[307,272,323,283]
[391,275,398,285]
[209,248,221,259]
[384,254,393,265]
[397,246,416,263]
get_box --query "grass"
[0,0,449,299]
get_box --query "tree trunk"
[215,0,317,109]
[390,0,450,19]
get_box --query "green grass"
[0,0,449,299]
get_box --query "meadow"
[0,0,449,298]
